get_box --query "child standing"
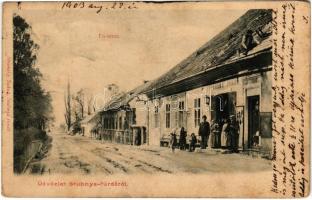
[189,133,197,152]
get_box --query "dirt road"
[29,131,272,175]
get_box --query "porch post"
[141,127,144,145]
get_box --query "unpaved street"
[31,130,272,175]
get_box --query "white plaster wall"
[145,69,272,150]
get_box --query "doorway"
[211,92,236,123]
[247,95,260,148]
[132,126,147,146]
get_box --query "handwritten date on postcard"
[61,2,138,14]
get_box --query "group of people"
[169,127,187,152]
[209,115,240,153]
[169,115,240,153]
[169,128,197,153]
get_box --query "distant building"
[80,113,100,137]
[93,84,121,112]
[97,82,151,145]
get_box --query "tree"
[64,80,72,131]
[87,94,94,115]
[13,15,54,173]
[74,89,85,119]
[13,15,53,130]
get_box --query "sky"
[17,5,247,125]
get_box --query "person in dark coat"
[169,129,177,152]
[221,118,230,148]
[134,128,141,146]
[179,127,187,150]
[198,115,210,149]
[229,115,240,153]
[189,133,197,152]
[210,120,221,148]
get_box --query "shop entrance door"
[212,92,236,123]
[247,95,260,148]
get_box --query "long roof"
[102,9,272,111]
[144,9,272,94]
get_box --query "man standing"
[229,115,240,153]
[198,115,210,149]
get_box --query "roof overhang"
[145,48,272,99]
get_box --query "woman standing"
[229,115,240,153]
[211,120,221,148]
[189,133,197,152]
[169,129,177,152]
[221,119,229,148]
[179,127,187,150]
[209,120,215,148]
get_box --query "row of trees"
[14,15,54,130]
[13,15,53,173]
[64,83,121,133]
[64,83,96,132]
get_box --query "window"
[115,117,118,129]
[194,98,201,127]
[124,112,130,129]
[104,118,108,129]
[109,118,112,129]
[165,104,171,128]
[154,106,159,128]
[174,111,178,128]
[102,116,105,128]
[132,108,136,125]
[119,116,122,129]
[178,101,185,127]
[124,119,129,129]
[168,100,178,128]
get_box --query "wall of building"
[260,69,272,154]
[243,72,261,150]
[185,87,210,136]
[148,100,161,146]
[129,99,149,145]
[129,100,148,127]
[242,69,272,152]
[148,92,186,146]
[81,123,93,138]
[98,67,272,155]
[147,69,272,154]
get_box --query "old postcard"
[1,1,310,197]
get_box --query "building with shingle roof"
[95,9,273,156]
